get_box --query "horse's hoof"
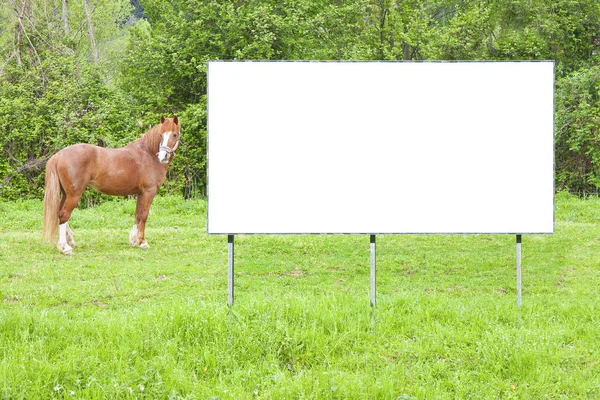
[57,243,74,255]
[140,241,150,249]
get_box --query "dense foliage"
[1,0,600,199]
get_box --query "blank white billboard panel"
[208,61,554,234]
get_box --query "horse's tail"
[42,156,60,244]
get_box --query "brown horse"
[43,116,181,255]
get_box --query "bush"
[555,65,600,193]
[0,55,139,201]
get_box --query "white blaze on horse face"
[157,132,172,164]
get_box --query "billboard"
[207,61,554,234]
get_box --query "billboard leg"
[370,235,376,307]
[516,234,522,307]
[228,235,234,307]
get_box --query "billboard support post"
[228,235,234,307]
[370,235,376,307]
[516,234,522,307]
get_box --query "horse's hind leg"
[56,192,82,255]
[57,223,74,255]
[66,223,75,247]
[58,193,75,246]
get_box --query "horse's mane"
[132,124,163,153]
[129,118,178,153]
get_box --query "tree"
[83,0,98,65]
[0,0,137,200]
[62,0,70,37]
[555,66,600,192]
[2,0,600,198]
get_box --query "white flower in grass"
[53,385,62,391]
[139,384,145,392]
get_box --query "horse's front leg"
[130,190,156,248]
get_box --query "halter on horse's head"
[156,115,181,164]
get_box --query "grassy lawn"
[1,192,599,398]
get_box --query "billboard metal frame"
[207,60,555,307]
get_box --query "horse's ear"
[160,115,166,124]
[173,115,179,125]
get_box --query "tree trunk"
[15,0,27,66]
[43,0,51,34]
[83,0,98,64]
[378,1,389,59]
[402,41,411,60]
[62,0,70,37]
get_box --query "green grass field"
[1,193,600,399]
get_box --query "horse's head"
[157,116,181,164]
